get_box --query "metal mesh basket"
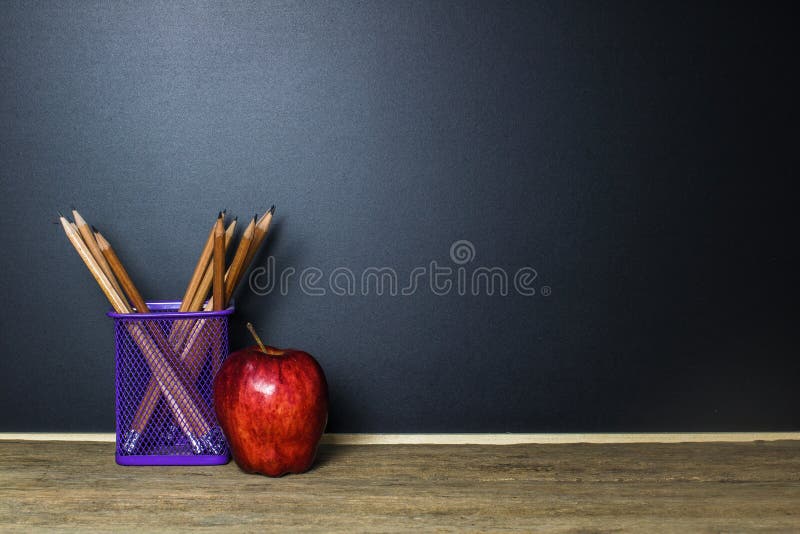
[108,301,234,465]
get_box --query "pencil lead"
[233,216,238,221]
[218,211,223,219]
[269,205,276,215]
[91,225,99,234]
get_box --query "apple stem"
[246,322,268,354]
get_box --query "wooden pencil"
[96,229,211,441]
[163,219,235,353]
[93,228,210,424]
[223,215,256,306]
[212,217,225,311]
[241,205,275,274]
[187,219,236,312]
[179,205,276,372]
[95,232,149,314]
[129,218,235,434]
[60,216,207,444]
[167,213,230,347]
[71,209,126,300]
[178,214,220,313]
[170,219,236,347]
[59,216,128,312]
[177,214,258,378]
[201,205,275,312]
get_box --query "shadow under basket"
[108,301,234,466]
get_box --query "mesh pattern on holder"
[110,301,233,465]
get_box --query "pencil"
[170,218,236,348]
[95,229,212,446]
[95,231,149,314]
[72,209,126,301]
[176,213,254,374]
[60,216,208,451]
[241,205,275,275]
[212,217,225,311]
[179,213,220,313]
[93,228,210,432]
[60,215,128,311]
[130,219,236,435]
[178,205,276,373]
[187,219,237,313]
[223,215,256,306]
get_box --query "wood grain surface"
[1,440,799,532]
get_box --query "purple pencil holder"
[108,301,234,466]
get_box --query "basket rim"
[106,300,235,319]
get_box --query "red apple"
[213,342,328,476]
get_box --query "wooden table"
[1,440,799,531]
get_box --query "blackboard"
[1,1,796,432]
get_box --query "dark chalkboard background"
[0,1,796,432]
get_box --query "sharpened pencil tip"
[269,205,276,215]
[91,225,99,233]
[233,216,238,221]
[218,211,223,219]
[57,210,65,218]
